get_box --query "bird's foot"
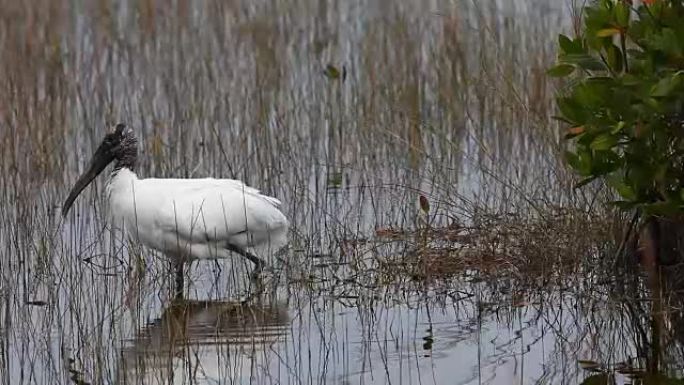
[246,263,278,300]
[249,262,265,281]
[173,262,185,300]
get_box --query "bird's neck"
[109,145,138,193]
[106,167,139,227]
[107,167,138,195]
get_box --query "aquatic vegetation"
[1,0,681,384]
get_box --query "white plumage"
[108,168,289,261]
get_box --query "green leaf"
[592,150,621,175]
[561,53,606,71]
[650,28,681,58]
[559,34,585,55]
[644,97,661,111]
[651,71,684,97]
[651,77,677,97]
[559,34,575,54]
[577,131,596,146]
[585,76,613,84]
[605,44,623,73]
[590,134,618,151]
[577,147,594,176]
[627,162,655,194]
[608,176,637,201]
[557,97,586,125]
[615,3,630,27]
[547,64,575,77]
[616,185,636,200]
[611,121,626,134]
[574,84,605,109]
[621,74,641,86]
[565,151,582,172]
[642,201,680,217]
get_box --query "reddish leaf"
[419,195,430,214]
[568,126,585,135]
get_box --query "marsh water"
[1,1,681,384]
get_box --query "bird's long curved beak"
[62,145,114,217]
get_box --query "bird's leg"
[211,260,223,289]
[246,253,265,279]
[174,261,184,300]
[225,244,266,282]
[244,252,266,283]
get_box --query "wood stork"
[62,124,289,298]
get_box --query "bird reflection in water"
[118,299,289,385]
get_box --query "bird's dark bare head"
[102,124,138,170]
[62,123,138,216]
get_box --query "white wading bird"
[62,124,289,298]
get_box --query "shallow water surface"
[1,0,676,384]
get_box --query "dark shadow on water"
[117,299,289,384]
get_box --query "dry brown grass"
[353,205,618,284]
